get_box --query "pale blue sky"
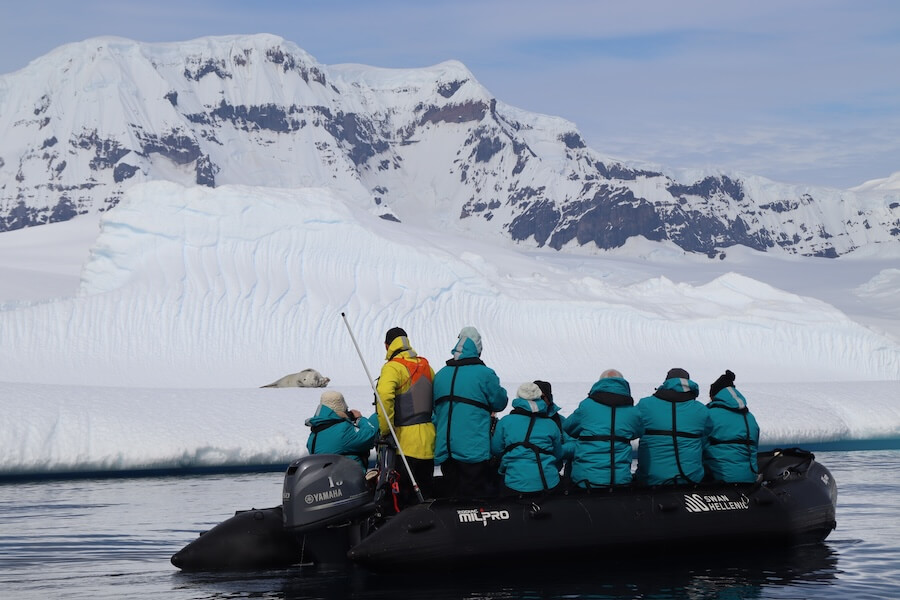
[2,0,898,189]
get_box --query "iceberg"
[0,181,897,476]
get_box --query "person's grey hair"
[600,368,623,379]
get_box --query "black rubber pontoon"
[349,449,837,569]
[171,449,837,572]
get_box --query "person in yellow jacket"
[376,327,436,508]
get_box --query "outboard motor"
[282,454,374,567]
[283,454,373,530]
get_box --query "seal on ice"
[261,368,330,388]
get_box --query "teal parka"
[703,385,760,483]
[546,399,576,471]
[432,336,508,464]
[490,395,563,493]
[305,404,377,470]
[563,376,643,487]
[636,376,711,485]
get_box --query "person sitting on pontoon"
[563,369,643,488]
[703,370,760,483]
[306,390,377,470]
[490,382,563,495]
[636,368,711,485]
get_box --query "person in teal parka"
[433,326,508,497]
[305,390,377,470]
[534,380,575,473]
[636,368,711,485]
[703,370,760,483]
[563,369,643,488]
[490,382,563,494]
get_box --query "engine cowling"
[282,454,373,532]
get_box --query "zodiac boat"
[170,448,837,571]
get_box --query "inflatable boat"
[170,448,837,572]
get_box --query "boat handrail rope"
[340,312,424,504]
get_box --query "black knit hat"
[533,380,553,402]
[709,370,736,398]
[666,367,690,380]
[385,327,407,345]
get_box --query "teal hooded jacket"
[703,385,760,483]
[563,376,643,487]
[432,335,508,464]
[636,376,711,485]
[305,405,377,470]
[491,393,563,493]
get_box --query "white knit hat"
[320,390,348,416]
[517,382,543,401]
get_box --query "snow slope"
[1,181,897,389]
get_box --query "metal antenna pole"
[340,312,424,503]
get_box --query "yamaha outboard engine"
[283,454,373,530]
[282,454,374,566]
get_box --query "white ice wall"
[1,381,897,476]
[0,181,897,388]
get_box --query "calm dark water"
[0,450,897,599]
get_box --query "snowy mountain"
[1,34,897,258]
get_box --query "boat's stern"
[170,506,300,571]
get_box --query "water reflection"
[172,543,838,600]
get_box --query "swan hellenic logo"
[684,493,750,513]
[457,508,510,526]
